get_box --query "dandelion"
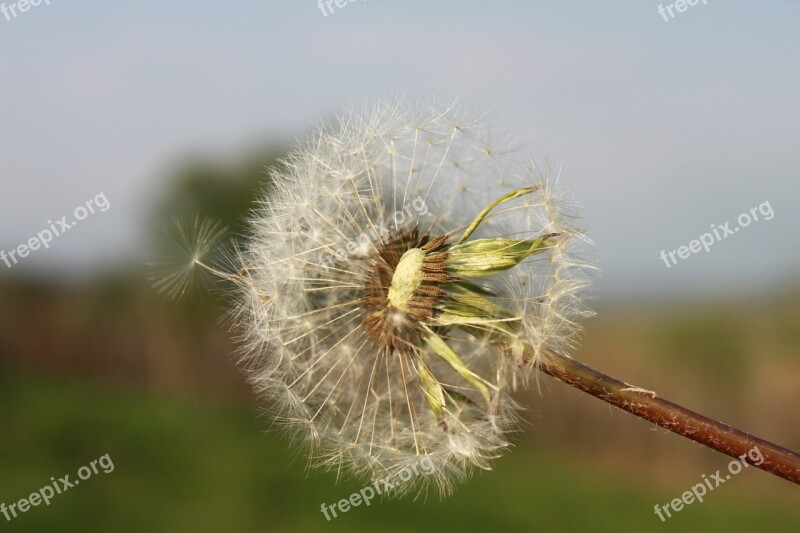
[166,99,800,495]
[212,100,588,495]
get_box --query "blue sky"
[1,1,798,299]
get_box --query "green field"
[2,374,797,533]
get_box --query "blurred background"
[1,1,798,531]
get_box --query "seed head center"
[387,248,425,312]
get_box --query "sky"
[1,0,798,300]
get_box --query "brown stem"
[538,350,800,484]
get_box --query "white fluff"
[231,99,593,496]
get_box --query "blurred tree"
[153,148,285,242]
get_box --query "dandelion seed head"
[232,99,592,496]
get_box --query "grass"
[1,374,797,532]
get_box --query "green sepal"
[459,187,537,243]
[423,326,492,405]
[446,234,558,277]
[417,358,447,419]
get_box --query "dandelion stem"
[539,350,800,484]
